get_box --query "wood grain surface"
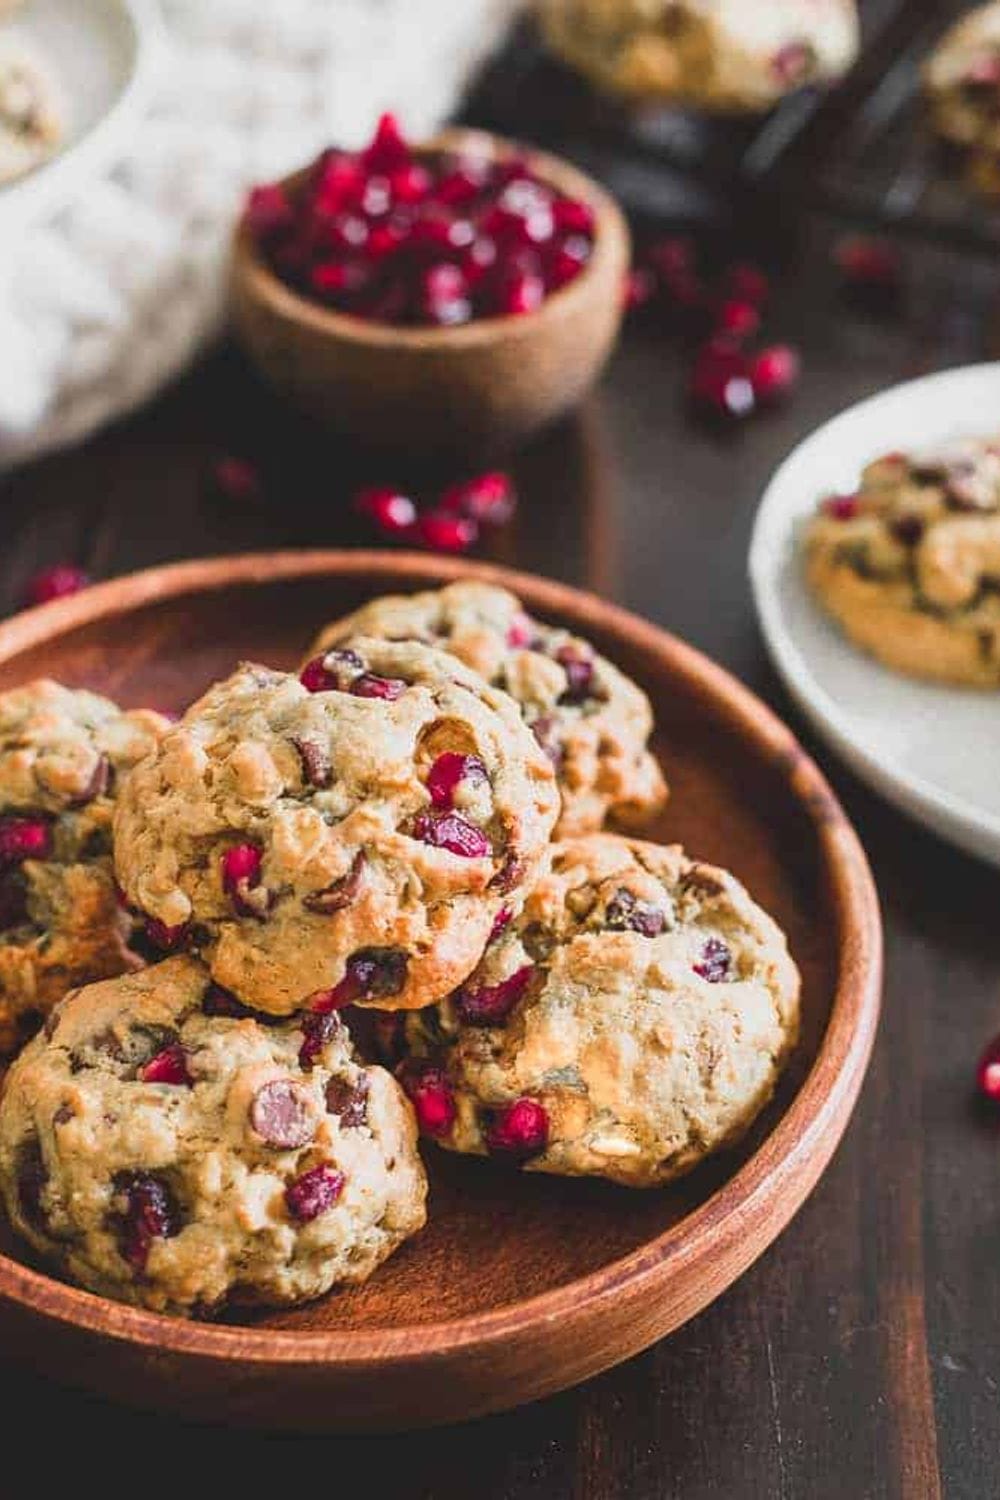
[0,206,995,1489]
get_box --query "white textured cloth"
[0,0,520,467]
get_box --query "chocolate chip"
[325,1073,369,1128]
[249,1080,316,1148]
[69,752,111,807]
[303,851,365,914]
[16,1139,47,1228]
[291,735,332,788]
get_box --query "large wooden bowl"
[0,551,881,1431]
[230,129,630,459]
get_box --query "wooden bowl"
[230,130,631,459]
[0,551,881,1431]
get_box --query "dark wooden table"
[1,211,998,1497]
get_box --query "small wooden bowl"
[0,552,881,1431]
[230,130,631,459]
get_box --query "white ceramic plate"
[750,362,1000,869]
[0,0,163,230]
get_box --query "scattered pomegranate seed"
[139,1043,191,1086]
[426,752,488,809]
[976,1035,1000,1102]
[750,344,800,404]
[113,1170,181,1269]
[211,456,263,504]
[485,1097,549,1156]
[0,815,51,864]
[439,471,516,526]
[822,494,861,521]
[715,298,761,341]
[622,266,656,311]
[724,262,769,304]
[646,235,695,278]
[834,236,902,291]
[400,1062,456,1137]
[22,564,90,608]
[144,917,190,952]
[689,342,755,420]
[412,510,479,553]
[350,672,406,700]
[693,936,732,982]
[455,964,535,1026]
[354,485,416,530]
[285,1163,345,1222]
[412,809,492,858]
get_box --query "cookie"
[537,0,859,111]
[0,42,60,186]
[307,581,667,839]
[925,3,1000,194]
[805,439,1000,687]
[113,645,560,1016]
[0,681,168,1053]
[0,955,427,1315]
[388,833,799,1188]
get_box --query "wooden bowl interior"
[0,562,838,1337]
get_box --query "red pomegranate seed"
[438,471,516,526]
[144,918,190,952]
[418,262,472,326]
[298,1009,343,1070]
[455,964,535,1026]
[750,344,800,404]
[506,612,538,648]
[976,1034,1000,1102]
[0,815,51,863]
[113,1171,181,1269]
[555,643,595,702]
[245,183,294,241]
[485,1097,549,1156]
[834,236,901,290]
[462,233,498,288]
[311,949,408,1012]
[285,1163,345,1222]
[426,752,488,809]
[436,159,489,206]
[724,262,769,304]
[221,843,267,917]
[715,298,760,340]
[299,649,362,693]
[492,268,544,317]
[350,673,406,700]
[413,510,479,553]
[354,486,417,533]
[389,161,432,203]
[22,564,90,608]
[553,198,594,235]
[693,936,732,982]
[689,342,755,420]
[139,1043,191,1086]
[309,259,366,304]
[822,494,860,521]
[400,1062,456,1137]
[646,235,695,277]
[211,456,262,504]
[489,906,512,942]
[546,234,591,291]
[410,213,475,254]
[412,809,492,858]
[362,111,409,173]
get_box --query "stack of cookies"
[0,581,800,1318]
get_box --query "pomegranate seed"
[366,221,405,261]
[462,234,498,288]
[400,1062,456,1137]
[354,486,417,533]
[299,649,362,693]
[413,510,479,553]
[489,907,512,942]
[418,262,472,326]
[822,494,860,521]
[362,112,409,173]
[750,344,800,404]
[412,809,492,858]
[426,751,488,809]
[715,298,760,341]
[245,183,294,241]
[438,471,515,526]
[144,918,190,952]
[139,1043,191,1086]
[834,237,902,290]
[485,1097,549,1156]
[492,268,544,317]
[311,948,408,1012]
[646,236,695,277]
[605,887,667,937]
[221,843,268,917]
[411,213,475,254]
[298,1009,343,1070]
[976,1034,1000,1102]
[389,162,431,203]
[506,612,538,648]
[436,160,489,206]
[689,343,755,420]
[211,456,263,504]
[555,644,595,702]
[113,1171,181,1269]
[552,198,594,236]
[0,815,51,863]
[285,1163,345,1222]
[693,936,732,982]
[455,964,534,1026]
[22,565,89,608]
[724,262,769,304]
[309,259,366,304]
[546,235,590,291]
[350,673,406,700]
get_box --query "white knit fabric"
[0,0,521,467]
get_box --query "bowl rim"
[231,126,631,351]
[0,549,882,1366]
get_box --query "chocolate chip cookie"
[0,680,168,1053]
[113,644,560,1016]
[537,0,859,111]
[0,41,60,186]
[925,3,1000,196]
[0,955,427,1315]
[387,833,799,1188]
[307,581,667,839]
[805,439,1000,686]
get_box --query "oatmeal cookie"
[0,42,60,185]
[389,833,799,1187]
[0,956,427,1315]
[536,0,859,111]
[307,581,667,838]
[925,3,1000,195]
[114,645,559,1016]
[805,439,1000,686]
[0,680,168,1053]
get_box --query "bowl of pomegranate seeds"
[231,115,630,458]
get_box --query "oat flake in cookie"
[0,956,427,1316]
[390,833,800,1188]
[0,681,168,1054]
[805,438,1000,687]
[307,581,667,839]
[113,643,559,1015]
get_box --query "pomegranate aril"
[144,918,190,953]
[426,752,488,809]
[455,964,535,1026]
[689,343,755,420]
[413,809,492,858]
[750,344,800,404]
[312,948,408,1012]
[139,1043,191,1086]
[552,197,594,236]
[298,1009,343,1070]
[354,486,417,534]
[546,234,590,291]
[976,1034,1000,1102]
[410,212,475,254]
[485,1097,549,1156]
[211,456,263,505]
[245,184,294,241]
[113,1170,181,1270]
[389,162,431,204]
[646,235,695,278]
[400,1062,456,1137]
[489,906,512,943]
[822,494,860,521]
[724,262,769,304]
[418,262,472,326]
[221,843,268,918]
[350,672,406,700]
[22,564,89,608]
[555,644,595,702]
[693,936,732,983]
[834,236,902,292]
[309,259,366,304]
[362,111,409,172]
[438,470,515,526]
[623,267,655,311]
[0,815,51,864]
[506,612,538,649]
[300,649,362,693]
[492,267,544,317]
[413,510,479,553]
[715,298,760,341]
[285,1163,345,1222]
